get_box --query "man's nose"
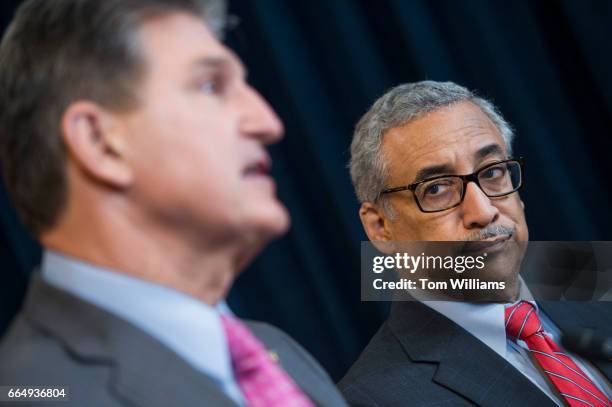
[460,182,499,229]
[238,84,284,144]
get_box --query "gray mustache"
[465,225,515,242]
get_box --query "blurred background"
[1,0,611,381]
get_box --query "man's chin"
[268,205,291,237]
[249,201,291,239]
[232,203,290,272]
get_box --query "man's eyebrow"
[412,144,506,183]
[413,164,455,183]
[475,143,504,160]
[192,56,247,77]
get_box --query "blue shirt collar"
[41,250,235,386]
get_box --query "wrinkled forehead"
[381,101,508,183]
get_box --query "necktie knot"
[503,302,611,407]
[505,301,542,341]
[221,315,270,374]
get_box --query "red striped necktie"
[505,301,611,407]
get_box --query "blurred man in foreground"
[339,81,611,406]
[0,1,346,406]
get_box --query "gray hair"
[349,81,514,213]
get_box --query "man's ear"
[61,101,133,188]
[359,202,393,243]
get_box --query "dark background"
[1,0,611,381]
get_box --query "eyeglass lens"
[414,161,521,211]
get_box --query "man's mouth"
[243,156,272,178]
[461,233,512,255]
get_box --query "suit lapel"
[539,301,612,381]
[106,322,237,407]
[388,302,555,407]
[272,351,328,406]
[246,321,339,407]
[24,274,238,407]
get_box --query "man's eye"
[424,182,448,196]
[481,165,506,179]
[199,81,218,94]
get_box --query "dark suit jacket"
[339,301,612,407]
[0,275,347,407]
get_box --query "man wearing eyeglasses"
[339,81,611,406]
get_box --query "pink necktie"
[505,301,611,407]
[221,315,315,407]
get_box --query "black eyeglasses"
[379,158,524,213]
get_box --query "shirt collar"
[41,249,235,385]
[423,300,509,359]
[421,278,536,360]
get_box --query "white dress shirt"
[41,250,245,406]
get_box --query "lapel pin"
[267,350,279,363]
